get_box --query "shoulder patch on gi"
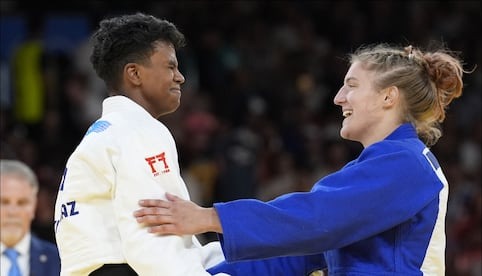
[85,120,111,136]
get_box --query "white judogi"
[54,96,225,276]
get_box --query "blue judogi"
[209,124,447,275]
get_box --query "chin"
[172,102,181,111]
[1,231,23,246]
[340,128,358,143]
[339,127,349,139]
[168,104,180,114]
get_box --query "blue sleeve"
[207,253,325,276]
[215,141,443,261]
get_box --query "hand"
[134,193,222,235]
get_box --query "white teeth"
[343,111,353,117]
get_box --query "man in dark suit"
[1,159,60,276]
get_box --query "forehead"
[0,175,35,195]
[151,41,177,61]
[345,61,373,82]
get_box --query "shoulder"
[75,117,122,151]
[354,138,430,175]
[358,138,440,181]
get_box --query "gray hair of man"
[0,159,39,194]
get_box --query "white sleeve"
[202,244,232,275]
[112,133,216,275]
[195,240,226,269]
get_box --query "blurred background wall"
[1,1,480,275]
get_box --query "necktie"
[4,248,22,276]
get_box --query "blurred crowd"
[0,1,480,275]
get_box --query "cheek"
[28,202,37,218]
[20,203,36,220]
[155,70,172,82]
[365,99,382,112]
[28,208,36,219]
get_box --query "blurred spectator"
[0,159,60,276]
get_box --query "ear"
[382,86,399,108]
[125,63,141,86]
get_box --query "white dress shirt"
[1,233,31,276]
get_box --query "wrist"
[205,207,222,233]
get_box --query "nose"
[175,70,185,84]
[333,86,346,106]
[3,203,20,214]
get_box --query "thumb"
[166,192,182,202]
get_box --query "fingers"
[135,210,172,224]
[134,205,170,219]
[138,199,170,207]
[134,193,188,235]
[165,192,182,202]
[137,192,182,206]
[136,214,185,235]
[134,196,176,224]
[147,224,182,235]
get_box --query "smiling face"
[333,61,401,147]
[0,174,37,247]
[124,41,185,118]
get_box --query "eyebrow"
[344,77,358,83]
[167,59,178,67]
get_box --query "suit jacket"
[30,235,60,276]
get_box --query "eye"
[18,199,31,206]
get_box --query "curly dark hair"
[90,12,186,91]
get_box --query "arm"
[135,142,443,261]
[213,143,444,261]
